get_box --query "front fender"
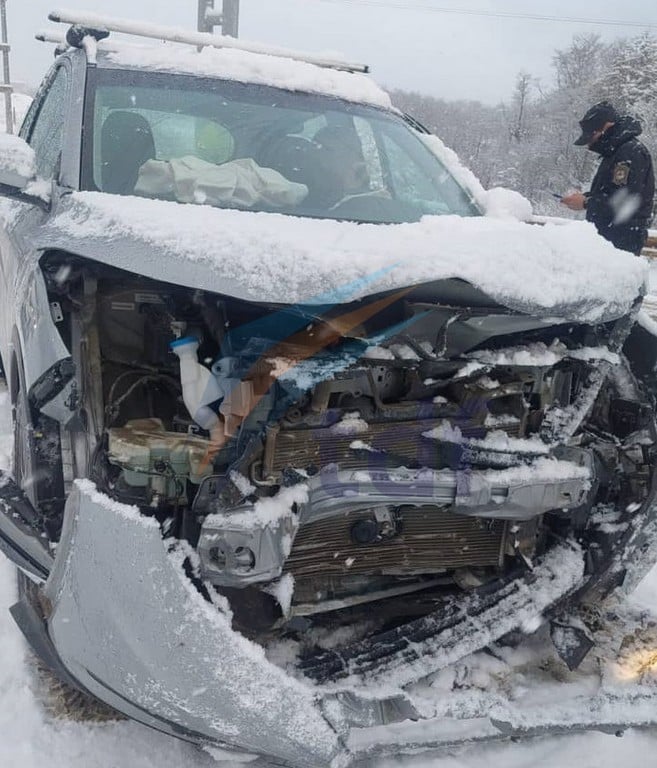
[16,264,73,421]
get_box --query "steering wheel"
[330,193,422,223]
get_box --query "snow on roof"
[45,191,648,323]
[97,43,392,109]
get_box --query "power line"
[319,0,657,31]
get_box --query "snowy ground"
[3,385,657,767]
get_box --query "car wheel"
[12,364,65,536]
[16,564,121,721]
[13,379,38,509]
[12,370,118,721]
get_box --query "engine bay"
[36,252,657,642]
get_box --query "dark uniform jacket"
[585,116,655,255]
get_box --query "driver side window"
[27,67,69,180]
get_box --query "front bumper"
[41,481,342,767]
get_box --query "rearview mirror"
[0,133,37,190]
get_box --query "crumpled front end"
[183,289,654,640]
[8,252,657,764]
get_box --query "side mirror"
[0,133,37,190]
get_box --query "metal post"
[197,0,239,38]
[0,0,12,134]
[221,0,239,38]
[197,0,212,34]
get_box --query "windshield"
[81,68,480,224]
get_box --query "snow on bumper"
[42,481,341,768]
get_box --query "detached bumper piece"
[343,595,657,764]
[346,690,657,765]
[299,542,585,686]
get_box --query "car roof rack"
[45,9,370,73]
[35,29,73,56]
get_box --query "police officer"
[561,101,654,255]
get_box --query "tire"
[16,568,121,722]
[12,375,116,721]
[13,381,38,509]
[12,364,65,535]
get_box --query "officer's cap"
[574,101,620,145]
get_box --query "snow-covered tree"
[600,34,657,111]
[390,31,657,218]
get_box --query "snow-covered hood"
[36,191,648,323]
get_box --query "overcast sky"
[6,1,657,103]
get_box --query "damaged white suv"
[0,10,656,768]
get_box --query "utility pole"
[0,0,12,134]
[197,0,240,38]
